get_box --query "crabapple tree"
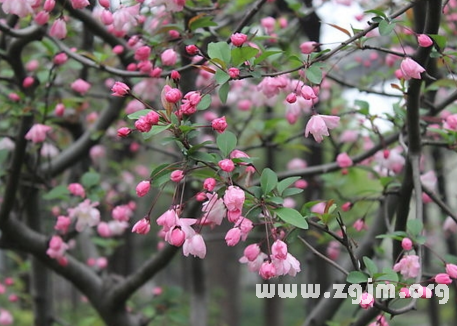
[0,0,457,325]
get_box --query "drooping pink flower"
[71,79,91,95]
[1,0,34,17]
[417,34,433,47]
[49,19,67,39]
[136,180,150,197]
[169,228,186,246]
[46,235,69,260]
[259,261,276,279]
[236,217,253,240]
[446,263,457,278]
[25,124,52,143]
[165,88,182,103]
[212,117,227,133]
[231,33,248,47]
[301,85,317,100]
[225,228,241,246]
[183,233,206,259]
[134,46,151,61]
[180,91,202,115]
[300,41,318,54]
[132,218,151,234]
[54,216,71,234]
[53,52,68,65]
[111,82,130,97]
[203,178,216,192]
[67,199,101,232]
[341,202,352,211]
[305,114,340,143]
[200,193,226,227]
[68,183,85,198]
[400,57,425,80]
[224,186,245,222]
[359,292,374,309]
[186,45,199,55]
[393,255,420,279]
[112,4,140,35]
[353,219,367,231]
[243,244,261,261]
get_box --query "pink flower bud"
[231,33,248,47]
[165,88,182,103]
[53,52,68,65]
[99,0,110,8]
[68,183,85,197]
[225,228,241,246]
[43,0,55,11]
[196,192,207,201]
[435,273,452,284]
[132,218,151,234]
[97,222,112,238]
[228,67,240,79]
[294,179,308,189]
[300,41,318,54]
[359,292,374,309]
[136,180,150,197]
[170,170,185,182]
[71,79,91,95]
[8,93,20,101]
[185,45,199,55]
[272,240,288,260]
[400,57,425,80]
[168,30,180,39]
[113,45,124,54]
[399,287,411,298]
[336,152,353,168]
[244,244,261,261]
[203,178,216,192]
[171,70,181,80]
[286,93,297,103]
[218,159,235,172]
[169,228,185,246]
[161,49,177,66]
[111,81,130,97]
[401,237,413,251]
[35,11,50,25]
[117,127,131,137]
[417,34,433,47]
[22,76,34,88]
[100,10,113,25]
[446,263,457,278]
[211,116,228,133]
[134,46,151,61]
[49,19,67,39]
[341,202,352,212]
[301,85,317,100]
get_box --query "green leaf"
[81,171,100,188]
[260,168,278,195]
[354,99,369,115]
[215,69,231,84]
[277,177,301,195]
[248,186,263,199]
[282,188,304,197]
[306,65,323,84]
[216,131,237,157]
[43,185,70,200]
[253,50,283,65]
[188,151,217,163]
[364,9,387,19]
[378,20,396,36]
[274,207,308,229]
[142,124,172,139]
[429,34,446,50]
[407,219,423,237]
[346,271,369,284]
[363,257,378,275]
[197,94,211,110]
[208,42,231,65]
[231,46,259,66]
[189,15,218,31]
[377,268,399,282]
[218,81,230,104]
[127,109,151,120]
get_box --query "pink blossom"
[260,16,276,34]
[393,255,420,279]
[49,19,67,39]
[443,216,457,234]
[287,158,307,170]
[218,159,235,172]
[231,33,248,47]
[225,228,241,246]
[68,199,101,232]
[54,216,71,234]
[257,76,288,98]
[112,205,133,222]
[35,11,50,25]
[71,0,89,9]
[359,292,374,309]
[71,79,91,95]
[435,273,452,284]
[0,309,13,325]
[336,152,353,168]
[25,124,52,143]
[272,240,288,260]
[68,183,85,198]
[181,91,202,115]
[212,117,228,133]
[301,85,317,100]
[165,88,182,103]
[170,170,185,182]
[326,240,340,260]
[286,93,297,103]
[236,217,253,240]
[400,57,425,80]
[228,67,240,79]
[311,202,326,214]
[203,178,216,192]
[183,234,206,258]
[134,46,151,61]
[161,49,178,66]
[53,52,68,65]
[96,257,108,269]
[117,127,131,137]
[399,287,411,298]
[295,179,308,189]
[111,82,130,96]
[169,228,186,246]
[300,41,318,54]
[46,235,69,260]
[401,237,413,251]
[259,261,276,279]
[224,186,245,222]
[132,218,151,234]
[171,70,180,80]
[444,113,457,130]
[136,180,150,197]
[112,4,140,35]
[353,219,367,231]
[100,10,114,25]
[201,193,226,227]
[1,0,34,17]
[186,45,199,55]
[417,34,433,47]
[44,0,55,11]
[341,202,352,211]
[240,252,268,272]
[305,114,340,143]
